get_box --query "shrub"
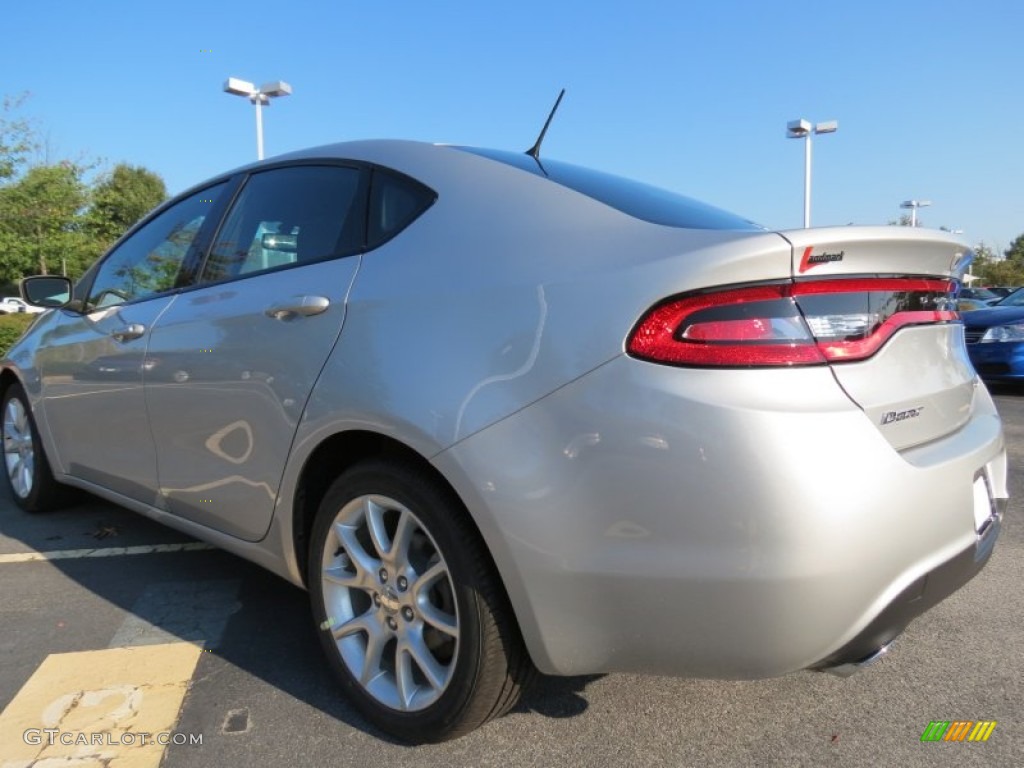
[0,312,37,356]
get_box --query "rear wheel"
[308,459,533,742]
[1,382,66,512]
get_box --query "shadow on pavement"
[1,485,602,743]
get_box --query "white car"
[0,296,45,315]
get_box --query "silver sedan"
[1,140,1005,742]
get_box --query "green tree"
[86,164,166,250]
[0,161,92,278]
[1004,233,1024,266]
[970,239,1024,286]
[0,93,37,181]
[971,242,997,274]
[888,213,915,227]
[0,94,168,284]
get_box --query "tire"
[308,459,534,742]
[1,382,66,512]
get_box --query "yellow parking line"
[0,643,202,767]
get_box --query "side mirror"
[21,276,73,308]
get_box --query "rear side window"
[201,165,363,282]
[366,169,437,249]
[456,147,762,231]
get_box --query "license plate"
[972,475,994,531]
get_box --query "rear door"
[779,227,974,451]
[143,163,366,541]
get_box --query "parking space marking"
[109,580,242,649]
[0,643,202,768]
[0,542,214,564]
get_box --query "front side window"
[86,184,225,309]
[201,165,363,283]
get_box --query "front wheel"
[1,382,66,512]
[308,459,533,742]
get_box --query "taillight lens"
[627,278,957,367]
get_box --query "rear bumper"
[815,502,1003,675]
[434,356,1007,678]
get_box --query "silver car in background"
[1,141,1005,742]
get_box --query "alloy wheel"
[3,396,35,499]
[320,494,460,712]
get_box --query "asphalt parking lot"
[1,389,1022,767]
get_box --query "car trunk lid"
[778,227,975,451]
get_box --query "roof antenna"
[525,89,566,165]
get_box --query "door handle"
[264,296,330,321]
[110,323,146,342]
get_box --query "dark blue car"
[962,288,1024,380]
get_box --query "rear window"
[457,147,763,231]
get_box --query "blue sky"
[4,1,1022,250]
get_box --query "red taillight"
[627,278,957,367]
[627,284,824,366]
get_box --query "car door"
[143,163,366,540]
[36,182,230,502]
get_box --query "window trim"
[68,157,440,309]
[174,175,245,288]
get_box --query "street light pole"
[786,118,838,228]
[803,128,812,228]
[900,199,932,227]
[224,77,292,160]
[254,96,264,160]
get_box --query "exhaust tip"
[821,640,895,678]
